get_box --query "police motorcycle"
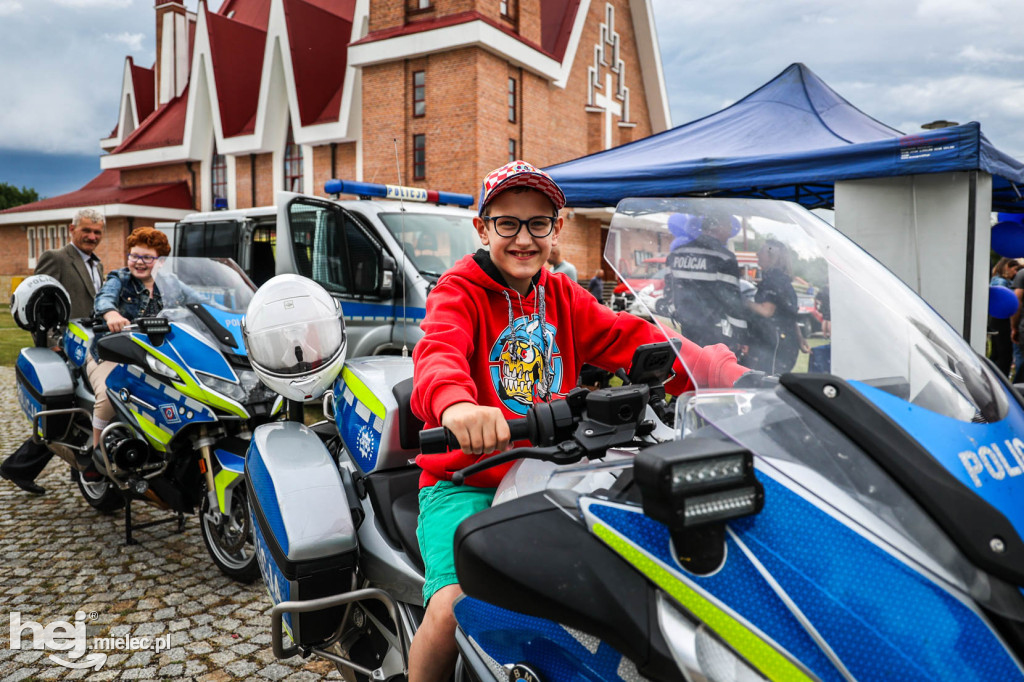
[12,257,278,581]
[246,196,1024,681]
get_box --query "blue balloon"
[989,285,1019,319]
[991,221,1024,258]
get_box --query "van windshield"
[379,213,479,277]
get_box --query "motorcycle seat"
[392,491,424,571]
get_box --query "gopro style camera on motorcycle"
[635,438,764,575]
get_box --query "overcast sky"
[1,0,1023,196]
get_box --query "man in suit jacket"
[1,209,105,495]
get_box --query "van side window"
[249,226,277,286]
[179,221,240,259]
[288,201,381,296]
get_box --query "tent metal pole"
[963,170,977,341]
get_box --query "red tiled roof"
[207,8,267,137]
[0,170,193,214]
[111,87,189,154]
[352,6,582,62]
[130,60,156,122]
[217,0,271,30]
[284,0,355,126]
[541,0,579,61]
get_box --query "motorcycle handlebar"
[419,418,531,454]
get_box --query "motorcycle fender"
[213,448,245,514]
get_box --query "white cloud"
[0,1,23,15]
[51,0,134,7]
[104,31,145,51]
[0,1,153,154]
[958,45,1024,65]
[915,0,1006,22]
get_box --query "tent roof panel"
[546,63,1024,212]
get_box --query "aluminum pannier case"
[247,421,358,647]
[16,347,75,439]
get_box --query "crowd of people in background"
[990,256,1024,381]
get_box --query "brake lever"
[450,441,584,486]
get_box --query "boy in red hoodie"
[408,160,747,681]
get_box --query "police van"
[165,181,479,356]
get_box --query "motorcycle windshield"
[604,197,1024,618]
[152,257,256,314]
[604,197,1008,422]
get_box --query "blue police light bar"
[213,197,228,210]
[324,179,473,207]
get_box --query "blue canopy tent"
[545,63,1024,212]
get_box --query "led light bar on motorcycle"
[637,439,762,527]
[636,438,763,573]
[324,179,474,207]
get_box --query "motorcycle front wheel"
[75,470,125,513]
[199,485,259,583]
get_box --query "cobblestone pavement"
[0,367,343,681]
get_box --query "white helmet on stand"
[242,275,346,402]
[11,274,72,333]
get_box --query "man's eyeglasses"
[127,254,159,264]
[483,215,557,239]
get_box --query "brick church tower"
[0,0,668,292]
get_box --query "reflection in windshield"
[379,213,479,277]
[154,257,255,313]
[606,198,1006,424]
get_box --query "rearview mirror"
[380,253,396,298]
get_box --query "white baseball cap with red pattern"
[478,160,567,215]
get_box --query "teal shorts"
[416,481,496,605]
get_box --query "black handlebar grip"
[420,417,531,454]
[419,427,461,454]
[92,323,110,333]
[507,418,530,443]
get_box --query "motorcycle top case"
[247,421,357,647]
[332,356,415,473]
[16,347,74,439]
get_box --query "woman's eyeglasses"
[127,254,159,264]
[483,215,557,238]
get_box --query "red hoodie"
[411,252,748,488]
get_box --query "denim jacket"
[90,269,164,360]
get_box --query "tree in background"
[0,183,40,210]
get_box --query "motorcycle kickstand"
[124,495,138,546]
[122,496,187,545]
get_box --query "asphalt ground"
[0,366,343,681]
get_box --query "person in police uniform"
[0,209,105,495]
[664,212,748,351]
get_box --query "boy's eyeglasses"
[127,254,159,264]
[483,215,557,238]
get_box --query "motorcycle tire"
[199,486,259,583]
[75,470,125,513]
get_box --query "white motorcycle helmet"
[11,274,72,333]
[242,274,346,402]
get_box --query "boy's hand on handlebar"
[102,310,131,333]
[440,402,511,455]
